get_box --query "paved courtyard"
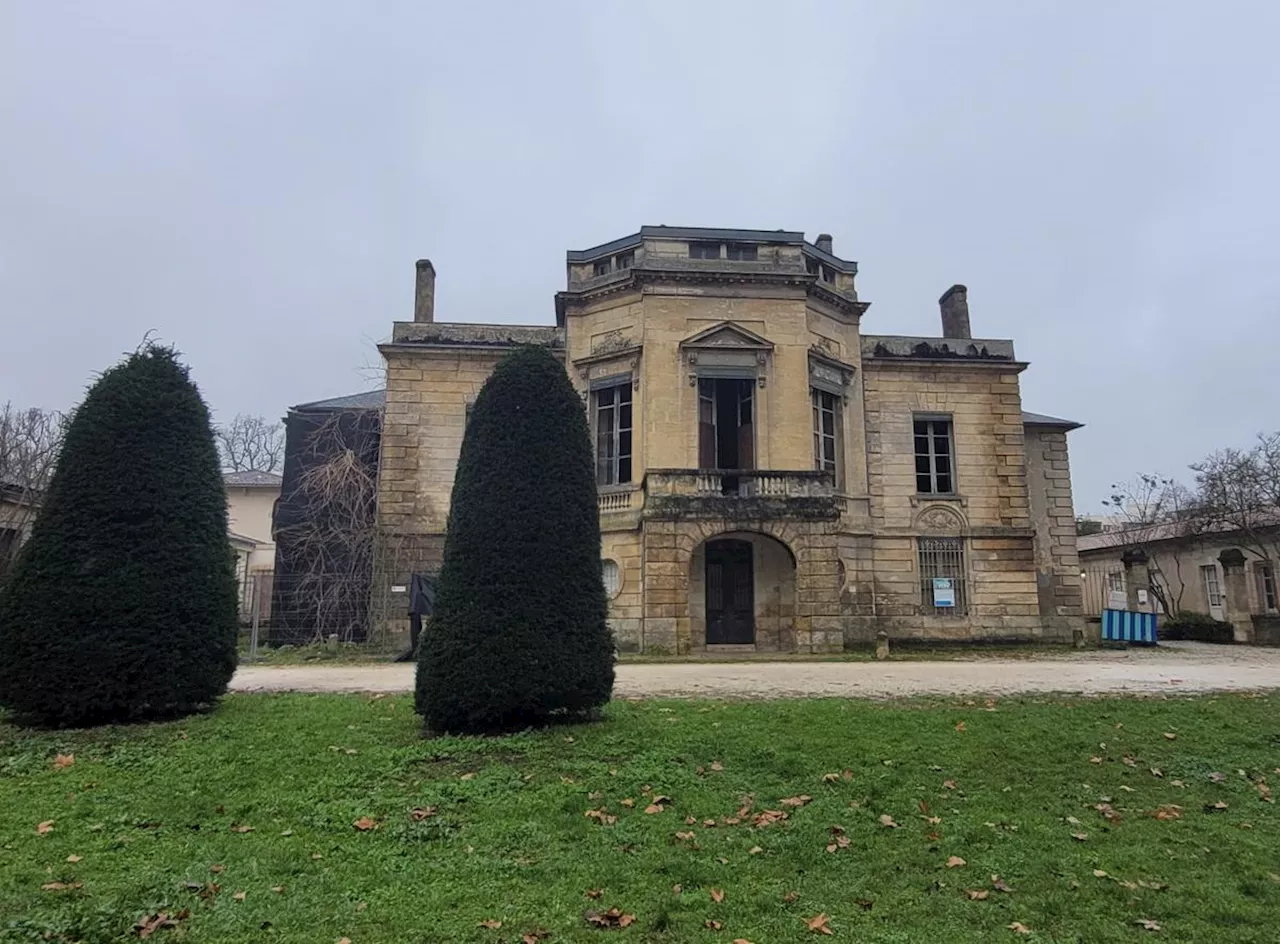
[231,642,1280,698]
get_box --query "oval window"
[602,559,621,598]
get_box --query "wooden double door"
[706,539,754,645]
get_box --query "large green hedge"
[0,346,239,725]
[416,345,614,733]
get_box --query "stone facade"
[373,226,1086,651]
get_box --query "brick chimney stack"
[815,233,833,254]
[414,259,436,323]
[939,284,970,339]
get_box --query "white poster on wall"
[932,578,955,608]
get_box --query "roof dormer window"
[725,243,757,261]
[688,241,721,260]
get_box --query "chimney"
[414,259,436,323]
[939,284,970,339]
[815,233,833,254]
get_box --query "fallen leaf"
[229,823,254,833]
[1136,918,1162,931]
[943,780,957,790]
[732,940,754,944]
[781,795,813,808]
[36,821,54,835]
[620,798,635,808]
[805,913,833,935]
[879,813,899,828]
[705,919,723,930]
[1150,768,1164,777]
[947,856,967,868]
[460,773,475,781]
[585,888,603,899]
[135,911,188,939]
[1123,756,1138,768]
[955,722,967,732]
[783,890,799,903]
[1072,833,1089,841]
[992,876,1015,893]
[1153,805,1183,821]
[1066,816,1081,825]
[585,808,618,825]
[522,934,548,944]
[675,831,696,841]
[233,891,246,902]
[723,816,741,825]
[749,845,763,854]
[926,816,942,825]
[1163,732,1176,740]
[353,817,378,831]
[685,815,697,825]
[410,807,437,821]
[52,754,75,769]
[1093,869,1109,878]
[41,881,82,891]
[339,939,351,944]
[1205,801,1229,812]
[585,908,636,929]
[710,888,725,903]
[312,852,323,860]
[1090,756,1103,764]
[1008,921,1033,934]
[703,819,717,828]
[479,919,502,929]
[66,854,83,863]
[822,772,840,783]
[967,889,989,900]
[673,884,683,894]
[271,886,285,894]
[1210,772,1226,783]
[711,761,724,771]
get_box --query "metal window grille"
[594,382,632,486]
[602,559,621,597]
[918,537,968,616]
[1107,572,1125,594]
[811,388,840,486]
[914,417,954,494]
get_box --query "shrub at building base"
[0,346,239,726]
[415,345,614,733]
[1160,611,1235,644]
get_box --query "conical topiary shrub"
[416,345,614,733]
[0,345,239,726]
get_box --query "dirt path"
[231,643,1280,698]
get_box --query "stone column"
[1121,548,1150,612]
[1217,548,1254,644]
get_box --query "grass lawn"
[2,694,1278,943]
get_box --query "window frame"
[811,387,841,488]
[615,250,634,269]
[1255,560,1278,613]
[1201,563,1223,608]
[725,242,758,261]
[592,379,633,487]
[914,415,956,495]
[688,241,722,260]
[593,259,611,277]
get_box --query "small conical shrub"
[416,345,614,733]
[0,345,238,725]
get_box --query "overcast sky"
[3,1,1278,509]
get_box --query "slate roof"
[1021,410,1083,430]
[290,389,387,412]
[222,471,283,488]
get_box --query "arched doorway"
[689,531,797,650]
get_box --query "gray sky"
[3,1,1278,510]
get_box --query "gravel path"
[231,642,1280,698]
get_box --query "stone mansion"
[367,226,1085,653]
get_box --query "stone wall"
[1024,426,1085,634]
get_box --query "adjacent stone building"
[374,226,1085,652]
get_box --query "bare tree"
[271,411,395,643]
[0,403,66,574]
[215,413,284,473]
[1100,473,1207,616]
[1193,436,1280,564]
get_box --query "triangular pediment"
[679,321,774,351]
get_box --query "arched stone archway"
[688,530,798,652]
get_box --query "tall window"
[914,417,954,494]
[1256,561,1278,612]
[1201,564,1223,608]
[594,383,632,486]
[812,389,841,486]
[918,537,967,616]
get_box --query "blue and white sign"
[932,578,956,608]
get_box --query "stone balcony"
[599,470,843,522]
